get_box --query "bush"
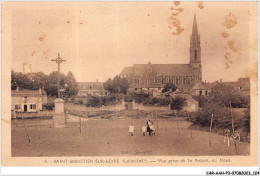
[170,96,186,111]
[243,108,250,133]
[158,98,171,106]
[162,83,177,93]
[192,95,209,107]
[74,98,84,105]
[86,96,103,107]
[43,103,55,110]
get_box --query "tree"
[170,96,186,111]
[162,83,177,93]
[64,71,78,97]
[45,71,66,97]
[11,71,33,90]
[104,75,129,94]
[28,72,48,90]
[210,83,249,108]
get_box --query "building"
[191,77,250,97]
[220,77,250,96]
[11,88,47,112]
[191,82,216,96]
[119,14,202,93]
[77,82,107,97]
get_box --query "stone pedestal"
[53,98,65,128]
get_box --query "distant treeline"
[11,70,78,97]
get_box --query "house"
[222,77,250,96]
[119,14,202,93]
[77,82,107,97]
[191,82,215,96]
[11,88,47,112]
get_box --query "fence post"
[79,116,82,135]
[234,141,238,154]
[156,111,159,129]
[52,111,54,128]
[209,113,213,146]
[230,101,234,133]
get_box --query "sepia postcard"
[1,1,258,167]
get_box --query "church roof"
[120,64,200,77]
[120,67,133,75]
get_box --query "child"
[129,124,134,136]
[150,125,155,135]
[142,125,147,136]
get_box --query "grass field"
[11,114,250,157]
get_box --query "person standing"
[142,125,147,136]
[129,124,134,136]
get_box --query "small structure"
[11,87,47,112]
[169,93,199,112]
[191,82,214,96]
[77,82,107,97]
[182,96,199,112]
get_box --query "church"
[119,14,202,93]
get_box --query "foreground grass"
[12,117,249,157]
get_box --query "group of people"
[129,119,155,137]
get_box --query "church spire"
[189,13,202,81]
[192,13,199,37]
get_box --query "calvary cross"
[51,53,67,73]
[51,53,66,98]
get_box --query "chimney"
[220,79,222,83]
[39,88,42,94]
[16,87,19,92]
[205,80,206,83]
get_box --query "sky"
[11,1,258,82]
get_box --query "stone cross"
[51,53,66,98]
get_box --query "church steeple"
[192,13,199,37]
[190,13,202,82]
[190,13,201,64]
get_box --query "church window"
[195,50,197,61]
[166,77,169,83]
[199,90,202,95]
[152,77,155,83]
[205,90,208,95]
